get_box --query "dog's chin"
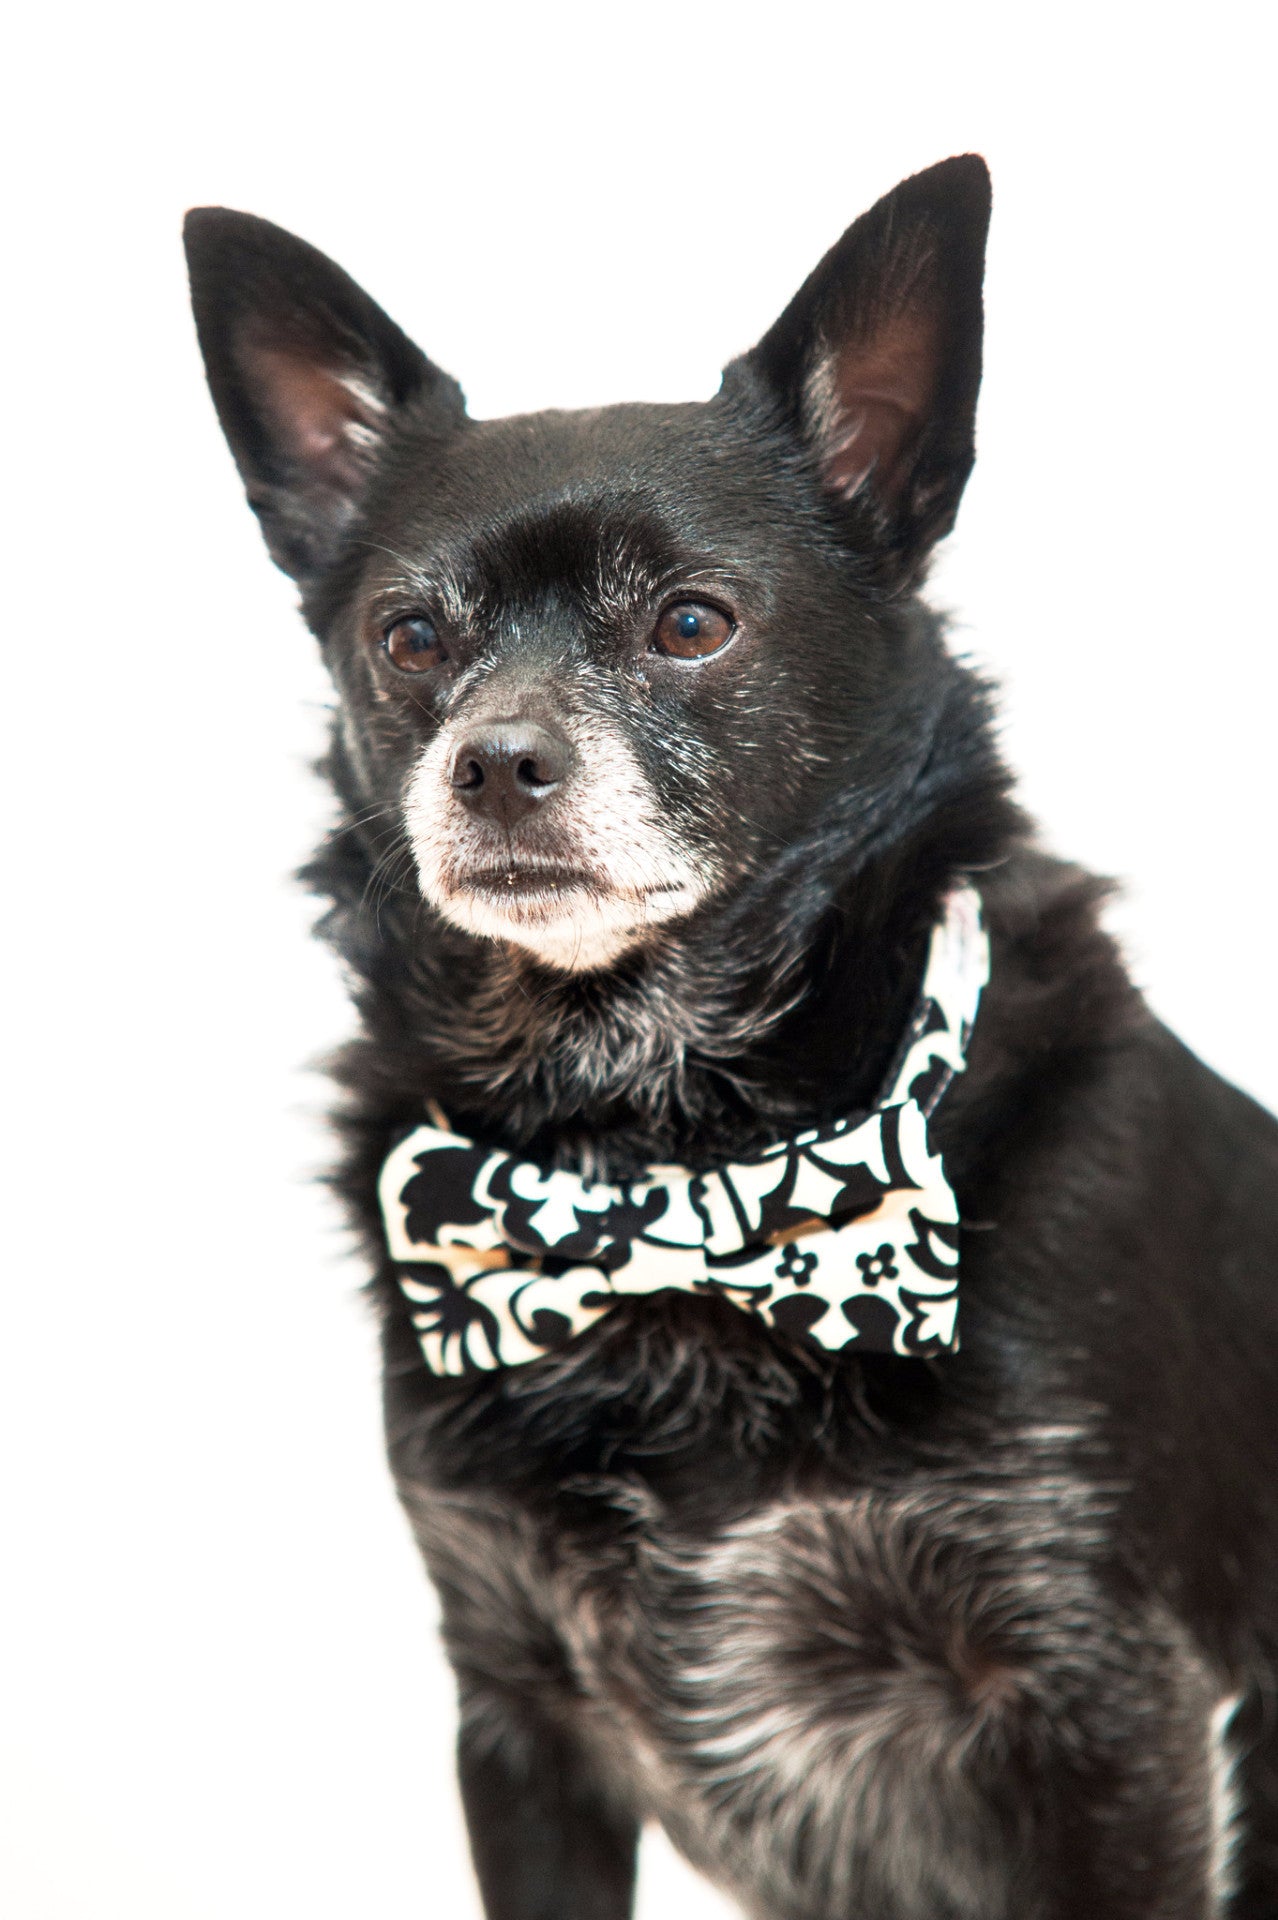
[425,869,704,973]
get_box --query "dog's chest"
[403,1412,1067,1850]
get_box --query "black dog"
[185,158,1278,1919]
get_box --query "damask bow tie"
[380,885,989,1377]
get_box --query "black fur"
[185,158,1278,1918]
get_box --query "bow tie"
[380,886,988,1377]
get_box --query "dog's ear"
[183,209,464,581]
[729,155,990,581]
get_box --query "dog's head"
[185,159,989,974]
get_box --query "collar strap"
[380,884,989,1377]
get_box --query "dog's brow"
[361,551,483,629]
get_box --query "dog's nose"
[449,720,576,827]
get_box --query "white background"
[4,4,1275,1916]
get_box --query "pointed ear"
[183,209,465,581]
[729,155,990,580]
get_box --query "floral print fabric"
[380,887,989,1376]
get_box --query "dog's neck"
[315,666,1021,1179]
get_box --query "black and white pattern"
[380,886,989,1375]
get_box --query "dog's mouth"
[462,865,601,900]
[428,857,705,970]
[459,865,685,905]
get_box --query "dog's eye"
[384,616,447,672]
[652,602,735,659]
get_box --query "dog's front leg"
[456,1682,639,1920]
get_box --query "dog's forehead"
[373,394,786,591]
